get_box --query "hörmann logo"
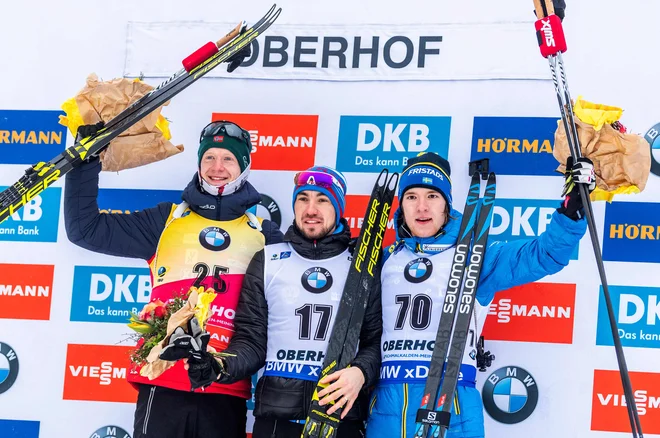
[0,187,60,242]
[482,282,575,344]
[592,369,660,434]
[0,110,67,164]
[603,201,660,263]
[0,263,53,320]
[71,266,152,324]
[597,285,660,349]
[489,199,578,260]
[470,117,559,176]
[212,113,318,171]
[336,116,451,173]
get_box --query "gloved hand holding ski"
[558,157,596,220]
[0,4,282,225]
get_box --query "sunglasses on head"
[294,170,344,193]
[199,121,251,145]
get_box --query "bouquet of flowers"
[127,286,217,380]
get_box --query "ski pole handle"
[535,15,567,58]
[533,0,567,58]
[181,21,244,72]
[533,0,555,18]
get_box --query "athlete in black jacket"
[208,166,382,438]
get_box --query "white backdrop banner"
[124,22,551,81]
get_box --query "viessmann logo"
[0,263,53,320]
[63,344,137,403]
[592,370,660,434]
[212,113,318,171]
[345,195,399,247]
[602,201,660,263]
[469,117,559,176]
[482,282,575,344]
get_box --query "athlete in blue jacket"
[366,152,594,438]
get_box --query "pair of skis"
[414,169,496,438]
[533,1,643,437]
[302,169,399,438]
[0,4,282,224]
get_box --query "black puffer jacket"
[220,220,383,421]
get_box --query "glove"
[75,121,105,143]
[476,336,495,372]
[553,0,566,21]
[159,318,223,390]
[557,156,596,221]
[225,25,252,73]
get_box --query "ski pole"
[533,1,643,436]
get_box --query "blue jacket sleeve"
[476,210,587,305]
[260,219,284,245]
[64,158,172,260]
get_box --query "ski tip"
[387,172,399,191]
[377,168,389,186]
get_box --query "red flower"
[136,337,145,348]
[138,299,167,321]
[154,305,167,319]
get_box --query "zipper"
[143,386,156,435]
[270,419,278,438]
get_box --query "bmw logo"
[301,267,333,293]
[404,258,433,283]
[199,227,231,251]
[257,194,282,228]
[482,366,539,424]
[645,123,660,177]
[90,425,132,438]
[0,342,19,395]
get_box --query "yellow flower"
[195,287,217,331]
[128,320,154,335]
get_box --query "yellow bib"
[149,204,265,351]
